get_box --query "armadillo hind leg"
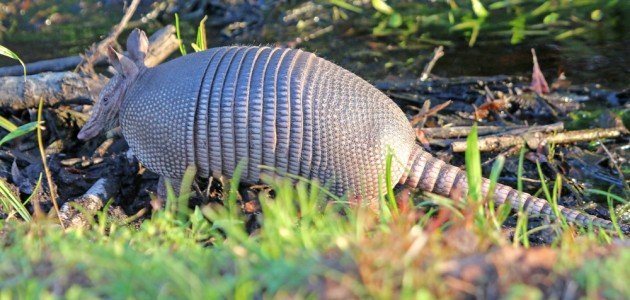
[402,144,629,233]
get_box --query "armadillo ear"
[107,46,138,78]
[119,55,139,79]
[127,28,148,66]
[107,46,124,74]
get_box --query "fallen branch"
[503,122,564,136]
[143,25,180,67]
[58,177,118,229]
[429,123,564,146]
[450,127,624,152]
[0,26,179,109]
[422,125,506,139]
[0,72,105,110]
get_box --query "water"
[1,1,628,89]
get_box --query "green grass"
[328,0,627,47]
[0,44,26,79]
[0,105,42,220]
[1,124,628,298]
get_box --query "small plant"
[0,117,39,147]
[0,174,40,221]
[174,14,210,55]
[174,13,187,55]
[513,146,530,247]
[328,0,625,47]
[463,123,511,242]
[36,98,63,225]
[0,44,26,79]
[191,16,208,52]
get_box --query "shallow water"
[1,1,628,89]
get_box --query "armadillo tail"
[401,144,629,234]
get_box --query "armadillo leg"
[402,144,627,232]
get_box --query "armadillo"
[78,29,626,232]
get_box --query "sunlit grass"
[0,44,26,79]
[1,162,628,297]
[0,174,39,222]
[1,116,628,298]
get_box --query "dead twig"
[420,46,444,81]
[76,0,142,74]
[504,122,564,136]
[410,100,452,127]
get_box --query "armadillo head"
[78,29,149,140]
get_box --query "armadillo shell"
[121,46,416,199]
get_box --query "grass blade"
[385,148,398,215]
[0,44,26,80]
[328,0,363,13]
[465,123,482,203]
[174,13,187,55]
[0,116,18,132]
[586,189,628,204]
[0,179,31,221]
[0,121,39,147]
[193,15,208,52]
[37,98,63,227]
[177,165,197,221]
[487,155,506,229]
[513,146,529,247]
[372,0,394,15]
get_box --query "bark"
[58,177,118,229]
[0,72,104,110]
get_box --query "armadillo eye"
[103,97,109,103]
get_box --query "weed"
[0,44,26,79]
